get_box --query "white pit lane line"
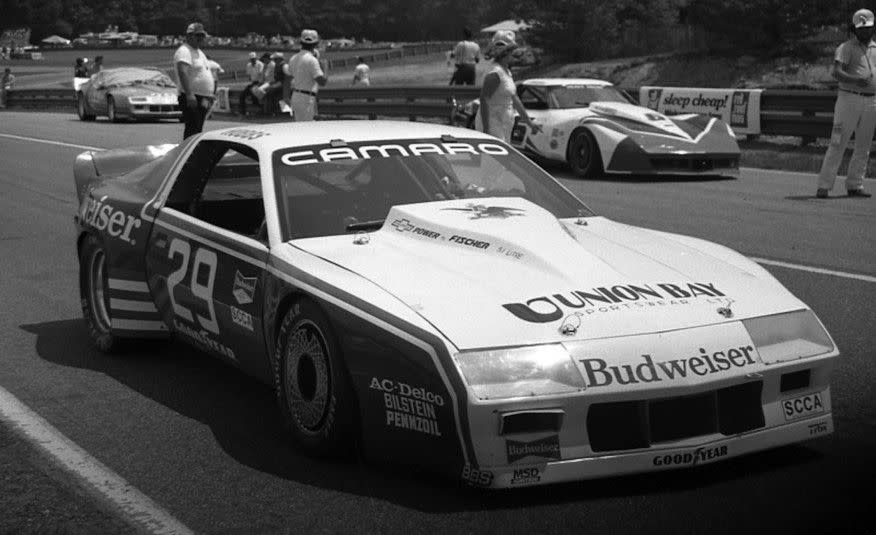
[0,385,194,535]
[0,132,104,152]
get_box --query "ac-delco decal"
[782,391,825,421]
[503,282,726,323]
[578,345,756,388]
[80,197,142,244]
[506,435,561,463]
[370,377,444,436]
[653,445,728,467]
[278,139,509,166]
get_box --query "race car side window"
[165,140,265,240]
[518,86,549,110]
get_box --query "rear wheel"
[77,93,95,121]
[107,96,120,122]
[567,129,603,178]
[79,235,119,352]
[274,298,356,457]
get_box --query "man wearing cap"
[174,22,214,139]
[288,29,327,121]
[816,8,876,198]
[239,52,264,116]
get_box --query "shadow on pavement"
[538,160,737,184]
[22,318,825,513]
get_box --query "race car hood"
[587,101,696,140]
[292,197,804,350]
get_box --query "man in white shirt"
[450,27,480,85]
[352,57,370,86]
[288,29,327,121]
[174,22,214,138]
[239,52,264,116]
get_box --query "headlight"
[455,344,585,400]
[742,310,834,365]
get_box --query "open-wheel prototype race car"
[454,78,741,178]
[76,67,182,123]
[74,121,835,488]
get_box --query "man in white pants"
[817,8,876,198]
[288,29,327,121]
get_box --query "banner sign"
[639,87,763,135]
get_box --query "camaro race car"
[74,121,835,488]
[76,67,182,123]
[455,78,741,178]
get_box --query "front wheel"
[107,96,121,123]
[79,235,119,352]
[567,129,603,178]
[77,93,95,121]
[274,298,356,457]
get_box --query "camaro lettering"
[653,445,728,466]
[782,392,825,421]
[503,282,726,323]
[81,197,142,244]
[578,346,756,387]
[280,141,509,166]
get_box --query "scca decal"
[280,141,509,166]
[782,391,825,421]
[503,282,726,323]
[80,197,142,244]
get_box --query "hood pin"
[353,231,370,245]
[559,313,583,336]
[716,299,735,318]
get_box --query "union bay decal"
[502,282,727,323]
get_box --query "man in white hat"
[238,51,264,116]
[174,22,214,138]
[816,8,876,198]
[288,29,327,121]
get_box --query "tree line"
[0,0,855,58]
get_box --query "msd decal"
[502,282,727,323]
[80,197,142,244]
[578,345,757,388]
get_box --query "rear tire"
[79,235,120,353]
[77,93,95,121]
[274,298,356,457]
[567,129,603,178]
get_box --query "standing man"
[174,22,215,139]
[288,29,327,121]
[352,56,370,86]
[239,52,264,116]
[0,68,14,109]
[450,27,480,86]
[816,8,875,198]
[91,56,103,75]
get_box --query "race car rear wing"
[73,144,177,203]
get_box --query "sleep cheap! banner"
[639,87,763,135]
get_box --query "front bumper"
[485,412,831,488]
[128,104,182,119]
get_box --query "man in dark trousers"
[450,27,480,85]
[174,22,214,139]
[239,52,264,116]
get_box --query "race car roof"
[199,120,498,153]
[522,78,614,87]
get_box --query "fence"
[4,85,841,140]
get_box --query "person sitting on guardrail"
[476,31,540,142]
[262,51,288,113]
[0,68,14,108]
[817,8,875,199]
[74,58,89,78]
[239,52,265,116]
[288,29,327,121]
[352,57,370,86]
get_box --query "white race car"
[456,78,741,178]
[73,121,834,489]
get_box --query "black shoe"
[816,188,829,198]
[847,189,872,198]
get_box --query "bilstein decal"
[578,345,757,388]
[370,377,444,436]
[502,282,726,323]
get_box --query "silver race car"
[76,67,182,122]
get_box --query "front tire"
[107,96,121,123]
[567,128,603,178]
[77,93,95,121]
[79,235,119,352]
[274,298,356,457]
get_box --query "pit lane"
[0,111,873,534]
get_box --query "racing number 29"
[167,238,219,334]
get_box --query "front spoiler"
[483,413,832,488]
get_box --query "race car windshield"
[550,86,633,108]
[273,138,592,240]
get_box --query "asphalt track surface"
[0,111,874,534]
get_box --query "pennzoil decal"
[370,377,444,437]
[277,139,509,166]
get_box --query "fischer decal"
[370,377,444,436]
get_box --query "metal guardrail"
[4,85,841,140]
